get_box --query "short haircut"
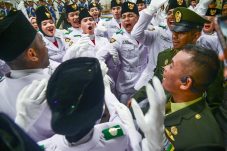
[182,44,220,92]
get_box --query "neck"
[172,92,203,103]
[46,36,55,42]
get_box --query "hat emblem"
[45,12,51,18]
[210,9,216,16]
[116,0,120,4]
[177,0,183,5]
[128,3,134,10]
[72,4,77,10]
[93,3,96,7]
[175,11,182,23]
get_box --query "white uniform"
[0,59,10,77]
[104,17,121,39]
[42,30,67,63]
[38,88,142,151]
[108,29,149,104]
[0,69,54,141]
[197,33,223,55]
[66,27,83,39]
[131,10,172,90]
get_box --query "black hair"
[182,44,220,92]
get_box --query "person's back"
[0,10,53,141]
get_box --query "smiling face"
[162,51,192,94]
[172,30,200,49]
[67,11,80,28]
[137,3,146,11]
[89,7,100,20]
[111,6,121,20]
[121,12,138,33]
[80,17,96,34]
[203,16,215,34]
[41,19,56,37]
[166,9,175,30]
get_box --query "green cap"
[173,7,210,32]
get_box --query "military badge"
[177,0,183,5]
[165,128,175,141]
[195,114,201,120]
[45,12,51,18]
[102,125,124,140]
[210,9,216,16]
[128,3,134,10]
[175,11,182,23]
[93,3,96,7]
[72,4,77,10]
[116,0,120,4]
[65,38,70,42]
[171,126,178,136]
[110,38,116,43]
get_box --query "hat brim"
[172,25,192,32]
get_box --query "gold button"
[195,114,201,120]
[164,59,169,65]
[171,126,178,135]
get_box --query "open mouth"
[47,27,54,33]
[125,23,132,29]
[204,24,210,29]
[88,26,93,30]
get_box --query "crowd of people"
[0,0,227,150]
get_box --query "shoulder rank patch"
[110,38,116,43]
[116,29,124,35]
[102,125,124,140]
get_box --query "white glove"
[15,79,48,132]
[194,0,213,16]
[63,35,90,61]
[131,76,166,151]
[146,0,168,15]
[109,48,120,64]
[95,20,107,35]
[100,61,108,78]
[115,103,136,130]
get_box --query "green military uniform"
[132,7,224,112]
[165,97,224,150]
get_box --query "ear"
[192,31,201,43]
[26,48,39,62]
[180,76,193,91]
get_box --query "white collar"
[10,69,43,79]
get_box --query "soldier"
[29,16,39,30]
[99,2,149,104]
[133,7,224,115]
[38,58,141,151]
[47,0,57,22]
[63,8,109,60]
[188,0,197,11]
[56,0,64,16]
[136,0,146,11]
[222,1,227,16]
[64,3,82,37]
[162,44,224,150]
[88,2,102,23]
[131,0,186,90]
[35,6,68,63]
[0,10,54,141]
[100,0,122,40]
[26,0,36,17]
[78,0,88,9]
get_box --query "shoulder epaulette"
[102,125,124,140]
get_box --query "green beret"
[173,7,210,32]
